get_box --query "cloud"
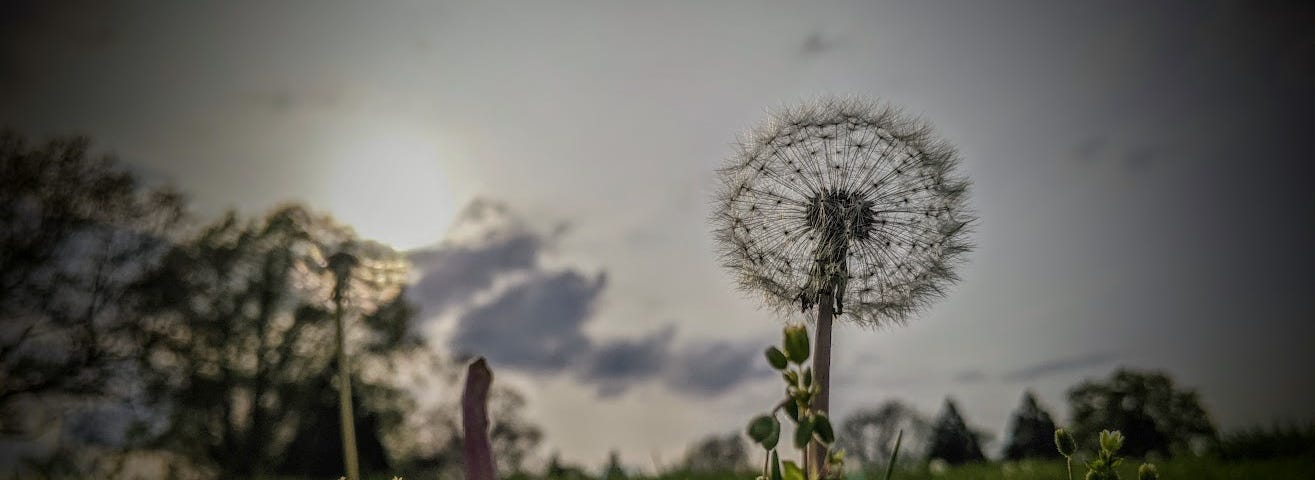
[582,327,675,397]
[799,31,841,57]
[664,342,768,397]
[449,270,605,372]
[417,199,766,397]
[1000,352,1116,382]
[408,231,543,317]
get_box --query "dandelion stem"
[809,292,835,479]
[334,284,360,480]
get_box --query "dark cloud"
[799,31,840,57]
[953,369,986,384]
[406,199,548,317]
[450,270,605,372]
[408,232,542,317]
[241,87,347,113]
[582,327,675,397]
[1000,352,1116,382]
[664,341,768,397]
[422,199,764,397]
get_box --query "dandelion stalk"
[330,251,361,480]
[716,97,974,477]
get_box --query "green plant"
[746,325,843,480]
[1055,428,1157,480]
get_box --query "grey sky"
[3,0,1313,468]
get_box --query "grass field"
[626,457,1314,480]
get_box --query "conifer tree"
[1002,391,1059,460]
[927,398,985,465]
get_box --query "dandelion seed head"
[713,96,974,328]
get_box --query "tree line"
[0,131,542,478]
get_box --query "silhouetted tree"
[545,452,589,480]
[1068,368,1216,457]
[926,398,985,465]
[681,431,749,472]
[603,449,627,480]
[1002,391,1059,460]
[130,205,419,476]
[838,400,930,469]
[0,130,184,438]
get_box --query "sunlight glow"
[323,124,458,251]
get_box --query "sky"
[3,0,1314,470]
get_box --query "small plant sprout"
[1054,427,1158,480]
[716,97,975,476]
[1055,427,1078,480]
[748,326,842,480]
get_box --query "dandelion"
[713,96,974,472]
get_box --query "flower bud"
[1099,430,1124,454]
[1138,463,1159,480]
[1054,428,1077,457]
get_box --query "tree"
[603,449,626,480]
[837,400,930,469]
[130,204,420,476]
[926,398,985,465]
[1001,391,1059,460]
[1068,368,1216,457]
[681,431,749,472]
[0,130,184,437]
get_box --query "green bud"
[765,347,789,370]
[813,412,835,444]
[1099,430,1124,455]
[770,450,782,480]
[783,325,809,363]
[1054,428,1076,457]
[1137,463,1159,480]
[783,370,799,385]
[803,369,813,388]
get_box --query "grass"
[552,457,1314,480]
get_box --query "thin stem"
[1065,456,1073,480]
[810,292,835,479]
[334,288,360,480]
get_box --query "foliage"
[837,400,929,470]
[1002,391,1059,461]
[0,130,185,437]
[680,431,750,474]
[1068,368,1216,457]
[745,325,842,480]
[926,398,985,466]
[129,205,420,476]
[1213,422,1315,461]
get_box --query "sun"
[322,123,459,251]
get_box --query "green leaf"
[883,430,903,480]
[763,417,781,449]
[748,415,776,445]
[782,461,804,480]
[770,451,782,480]
[765,347,789,370]
[783,325,810,363]
[784,400,800,423]
[813,412,834,444]
[794,415,814,449]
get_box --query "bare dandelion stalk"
[716,97,974,478]
[330,251,361,480]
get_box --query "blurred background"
[2,1,1313,478]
